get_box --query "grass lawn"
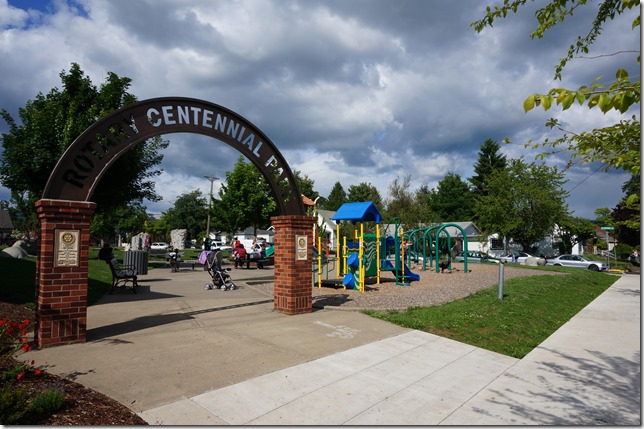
[364,268,620,359]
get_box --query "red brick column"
[271,215,315,314]
[34,199,96,348]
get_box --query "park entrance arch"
[35,97,314,348]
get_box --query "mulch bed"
[1,301,147,425]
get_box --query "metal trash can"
[124,250,149,275]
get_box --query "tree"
[325,182,347,211]
[0,63,167,232]
[211,157,277,237]
[91,201,149,243]
[347,182,383,210]
[556,215,597,254]
[472,1,640,174]
[161,191,209,240]
[475,158,569,251]
[414,184,441,224]
[427,172,474,222]
[612,173,640,247]
[384,175,419,227]
[469,138,508,196]
[593,207,615,228]
[293,170,318,201]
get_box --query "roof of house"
[316,209,337,230]
[302,195,315,206]
[438,222,483,238]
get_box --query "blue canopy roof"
[331,202,382,224]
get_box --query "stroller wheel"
[205,283,213,290]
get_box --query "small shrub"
[28,386,66,416]
[614,243,633,260]
[0,384,29,424]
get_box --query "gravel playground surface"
[248,263,563,311]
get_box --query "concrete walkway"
[22,266,640,425]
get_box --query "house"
[232,227,274,249]
[314,209,337,250]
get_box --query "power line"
[565,163,608,193]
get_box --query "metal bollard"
[498,262,505,300]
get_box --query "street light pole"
[204,176,219,242]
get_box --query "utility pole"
[204,176,219,242]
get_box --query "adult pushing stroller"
[204,250,236,291]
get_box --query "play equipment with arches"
[402,223,472,274]
[312,202,474,291]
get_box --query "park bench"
[229,256,270,269]
[181,259,201,270]
[107,258,138,294]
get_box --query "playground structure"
[312,202,425,291]
[313,203,475,290]
[402,223,472,274]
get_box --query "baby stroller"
[204,251,236,291]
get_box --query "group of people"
[232,237,267,269]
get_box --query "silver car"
[546,254,608,271]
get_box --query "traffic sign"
[601,226,614,230]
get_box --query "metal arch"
[42,97,305,216]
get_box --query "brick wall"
[271,215,315,314]
[34,199,96,348]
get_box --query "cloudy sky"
[0,0,639,220]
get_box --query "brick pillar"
[271,215,315,314]
[34,199,96,348]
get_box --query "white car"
[151,242,169,250]
[546,254,609,271]
[210,241,233,252]
[499,251,533,264]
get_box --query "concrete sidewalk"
[22,266,640,425]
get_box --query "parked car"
[453,251,500,263]
[210,241,233,253]
[151,242,169,250]
[546,254,609,271]
[499,251,533,264]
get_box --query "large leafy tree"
[293,170,318,200]
[413,184,441,224]
[211,156,277,237]
[0,63,167,233]
[427,172,475,222]
[161,190,209,240]
[556,215,597,254]
[611,173,640,247]
[92,201,150,243]
[384,175,419,227]
[472,0,640,175]
[347,182,383,210]
[475,158,569,251]
[324,182,347,211]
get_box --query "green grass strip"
[364,268,619,358]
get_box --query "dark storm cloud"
[0,0,638,217]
